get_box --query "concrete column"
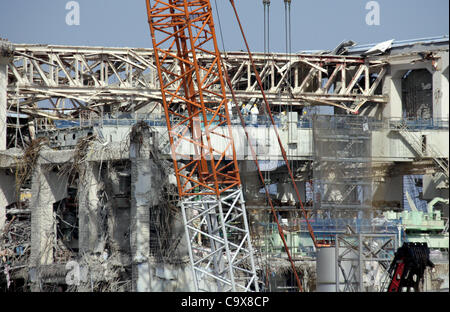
[0,169,16,231]
[78,162,102,254]
[30,165,68,266]
[382,69,403,120]
[0,39,13,151]
[0,56,8,151]
[288,111,298,144]
[432,51,449,120]
[130,126,162,292]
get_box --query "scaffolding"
[334,233,398,292]
[312,115,374,219]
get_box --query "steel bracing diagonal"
[7,45,387,118]
[146,0,258,292]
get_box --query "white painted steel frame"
[181,188,259,292]
[334,233,397,292]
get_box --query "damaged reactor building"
[0,1,448,293]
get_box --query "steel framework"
[6,45,387,119]
[146,0,258,291]
[335,233,397,292]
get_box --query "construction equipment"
[145,0,258,292]
[387,242,434,292]
[146,0,318,292]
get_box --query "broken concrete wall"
[0,169,16,231]
[372,176,403,210]
[96,160,131,257]
[148,262,217,291]
[276,182,306,205]
[130,124,158,292]
[78,162,103,253]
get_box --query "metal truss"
[181,188,258,291]
[146,0,241,198]
[7,45,387,119]
[222,52,387,111]
[335,233,397,292]
[7,45,162,119]
[146,0,258,292]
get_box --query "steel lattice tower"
[146,0,259,291]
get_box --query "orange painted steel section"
[146,0,241,199]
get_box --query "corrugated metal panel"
[348,35,449,54]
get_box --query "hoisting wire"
[228,0,320,292]
[262,0,271,291]
[214,0,227,55]
[263,0,271,55]
[284,0,297,287]
[221,52,305,293]
[215,0,269,290]
[218,0,305,292]
[228,0,317,249]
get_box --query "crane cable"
[284,0,293,189]
[228,0,317,250]
[226,0,319,292]
[221,53,305,293]
[263,0,270,55]
[214,0,227,55]
[216,0,304,292]
[284,0,291,59]
[216,0,273,290]
[263,0,272,290]
[284,0,299,291]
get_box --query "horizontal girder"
[7,44,387,118]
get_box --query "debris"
[364,39,394,55]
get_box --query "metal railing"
[394,122,449,178]
[36,114,448,131]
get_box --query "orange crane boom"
[146,0,259,292]
[146,0,240,198]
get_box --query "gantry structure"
[6,44,387,120]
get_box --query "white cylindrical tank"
[316,247,359,292]
[316,247,337,292]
